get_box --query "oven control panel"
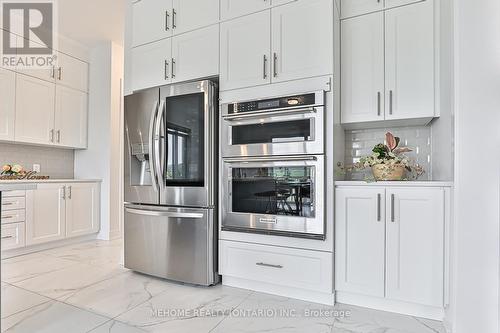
[228,93,317,114]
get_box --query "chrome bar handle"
[223,107,317,121]
[273,52,278,77]
[165,10,170,30]
[164,59,169,80]
[377,193,381,221]
[389,90,393,115]
[172,9,177,29]
[391,193,395,222]
[148,101,160,192]
[125,208,203,219]
[153,100,165,191]
[56,130,61,143]
[263,55,268,79]
[50,66,55,78]
[256,262,283,269]
[377,92,381,116]
[58,67,62,80]
[62,186,66,200]
[1,236,13,240]
[224,156,317,163]
[49,129,54,142]
[171,58,176,78]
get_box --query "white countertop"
[335,180,454,187]
[0,179,102,191]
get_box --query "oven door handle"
[222,107,317,121]
[223,156,317,163]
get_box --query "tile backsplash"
[0,143,74,179]
[344,126,432,181]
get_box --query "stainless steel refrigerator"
[123,80,218,286]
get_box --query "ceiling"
[57,0,125,47]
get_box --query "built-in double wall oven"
[221,91,326,240]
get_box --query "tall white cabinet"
[0,69,16,141]
[335,183,450,320]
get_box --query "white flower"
[11,164,23,173]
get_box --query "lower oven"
[221,155,325,240]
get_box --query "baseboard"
[222,276,335,306]
[1,234,99,259]
[336,291,444,321]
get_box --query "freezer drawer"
[124,205,217,286]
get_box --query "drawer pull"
[2,202,14,206]
[1,236,14,239]
[2,215,14,219]
[256,262,283,269]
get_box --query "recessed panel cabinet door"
[0,69,16,141]
[340,0,384,19]
[341,12,384,123]
[26,185,66,245]
[220,0,270,20]
[56,53,89,92]
[172,0,219,35]
[132,0,173,46]
[385,0,435,120]
[55,86,88,149]
[271,0,333,83]
[131,38,172,92]
[335,187,386,297]
[171,25,219,83]
[15,74,55,145]
[385,187,444,307]
[66,183,100,238]
[220,11,271,91]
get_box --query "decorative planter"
[371,164,406,181]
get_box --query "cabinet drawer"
[2,197,26,211]
[1,209,25,224]
[1,222,25,251]
[219,240,333,293]
[2,190,26,198]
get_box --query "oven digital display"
[258,100,280,109]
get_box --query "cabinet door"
[55,86,88,149]
[220,11,271,91]
[271,0,333,83]
[56,53,89,92]
[172,0,219,35]
[385,0,424,9]
[0,69,16,141]
[131,38,172,92]
[66,183,100,238]
[385,0,434,120]
[340,0,384,19]
[132,0,172,46]
[220,0,270,20]
[335,187,386,297]
[171,25,219,83]
[25,185,66,245]
[341,12,384,124]
[15,74,55,145]
[386,187,444,307]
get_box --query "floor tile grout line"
[207,290,256,333]
[1,259,82,285]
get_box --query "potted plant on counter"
[339,132,425,181]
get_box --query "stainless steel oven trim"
[222,106,317,121]
[221,155,325,238]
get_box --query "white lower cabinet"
[66,183,100,238]
[1,223,26,251]
[220,240,333,293]
[335,185,447,317]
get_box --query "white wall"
[450,0,500,332]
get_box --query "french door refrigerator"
[124,80,218,286]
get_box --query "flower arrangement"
[1,164,26,176]
[340,132,425,181]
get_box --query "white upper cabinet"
[220,0,270,20]
[26,185,66,245]
[340,0,384,18]
[171,25,219,83]
[385,187,444,307]
[66,183,100,238]
[341,12,384,123]
[271,0,333,83]
[15,74,56,145]
[131,38,172,91]
[55,86,88,149]
[56,52,89,92]
[220,11,271,91]
[0,69,16,141]
[171,0,219,35]
[335,187,386,297]
[385,0,435,120]
[132,0,173,47]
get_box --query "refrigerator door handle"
[148,101,160,192]
[125,207,204,219]
[154,100,166,190]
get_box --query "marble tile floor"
[0,239,446,333]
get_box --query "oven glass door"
[222,156,325,239]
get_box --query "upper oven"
[221,91,325,157]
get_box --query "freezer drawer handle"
[125,208,203,219]
[256,262,283,269]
